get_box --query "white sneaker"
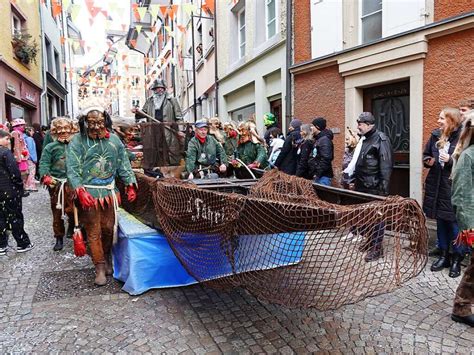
[17,243,34,253]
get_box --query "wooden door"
[363,81,410,197]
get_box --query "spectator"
[10,119,29,197]
[32,123,44,180]
[24,127,38,192]
[268,128,285,168]
[308,117,334,186]
[450,112,474,327]
[345,112,393,262]
[295,123,314,179]
[459,98,474,123]
[263,112,281,148]
[341,127,359,189]
[274,119,302,175]
[0,129,34,256]
[423,107,465,277]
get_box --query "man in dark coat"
[348,112,393,262]
[308,117,334,185]
[274,118,302,175]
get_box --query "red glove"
[247,162,259,169]
[21,150,29,157]
[125,184,137,202]
[42,175,54,186]
[76,187,95,209]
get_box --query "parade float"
[112,120,428,310]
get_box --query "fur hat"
[79,96,107,116]
[357,112,376,125]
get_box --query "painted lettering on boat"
[187,197,225,225]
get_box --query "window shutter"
[310,0,343,59]
[382,0,426,38]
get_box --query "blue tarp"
[113,209,305,295]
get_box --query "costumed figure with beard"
[132,79,183,165]
[67,99,137,286]
[39,117,76,251]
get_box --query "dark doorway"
[363,81,410,197]
[270,98,282,132]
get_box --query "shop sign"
[20,83,37,105]
[6,82,16,95]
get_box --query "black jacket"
[295,139,314,179]
[422,128,460,221]
[0,146,23,200]
[274,128,301,175]
[354,128,393,196]
[308,129,334,179]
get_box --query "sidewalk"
[0,189,472,353]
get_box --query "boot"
[451,314,474,327]
[105,253,113,276]
[53,236,63,251]
[364,247,384,262]
[430,250,450,271]
[449,254,463,278]
[94,263,107,286]
[66,223,74,239]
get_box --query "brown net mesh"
[122,170,428,309]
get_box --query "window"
[265,0,276,39]
[131,98,140,107]
[45,37,53,73]
[361,0,382,44]
[11,13,22,36]
[238,8,246,58]
[54,50,61,79]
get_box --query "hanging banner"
[136,25,143,34]
[149,4,160,19]
[137,7,147,21]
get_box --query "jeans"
[0,198,31,249]
[314,176,332,186]
[437,218,465,254]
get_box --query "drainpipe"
[191,11,197,121]
[213,0,218,117]
[39,1,48,125]
[285,0,293,126]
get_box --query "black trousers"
[0,197,31,249]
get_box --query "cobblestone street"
[0,189,472,354]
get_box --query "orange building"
[291,1,474,203]
[0,0,42,126]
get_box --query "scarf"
[343,136,366,177]
[196,134,206,144]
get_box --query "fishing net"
[123,170,428,309]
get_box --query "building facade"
[0,0,42,126]
[216,0,287,134]
[40,0,69,123]
[291,0,474,202]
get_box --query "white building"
[216,0,287,134]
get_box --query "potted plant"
[11,30,38,65]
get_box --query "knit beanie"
[312,117,326,131]
[290,118,302,129]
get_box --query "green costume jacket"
[186,135,228,173]
[223,135,238,158]
[451,145,474,231]
[38,141,68,179]
[237,141,268,168]
[66,132,137,199]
